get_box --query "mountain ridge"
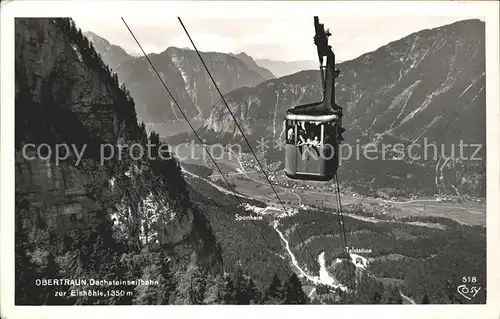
[171,18,486,198]
[231,52,276,80]
[84,31,275,124]
[255,58,319,78]
[83,30,134,70]
[201,19,485,145]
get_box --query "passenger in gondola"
[300,121,306,131]
[312,136,320,146]
[287,127,294,142]
[297,122,307,152]
[309,134,320,157]
[297,134,306,154]
[298,135,306,146]
[298,131,319,157]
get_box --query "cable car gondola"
[284,16,345,181]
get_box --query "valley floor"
[178,143,486,304]
[176,143,486,227]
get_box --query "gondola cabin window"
[284,116,340,181]
[296,121,323,148]
[285,120,296,144]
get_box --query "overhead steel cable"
[121,17,293,278]
[333,173,355,301]
[333,174,348,252]
[177,17,318,265]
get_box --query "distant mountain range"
[254,59,321,78]
[84,31,327,126]
[199,19,485,149]
[85,32,274,124]
[171,19,486,197]
[85,20,486,196]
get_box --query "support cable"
[178,17,318,265]
[121,18,292,278]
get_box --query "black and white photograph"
[1,0,499,317]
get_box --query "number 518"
[462,276,477,283]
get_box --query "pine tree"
[370,291,382,304]
[15,197,44,305]
[232,268,250,304]
[133,264,158,305]
[203,274,225,304]
[283,273,307,304]
[42,252,65,304]
[245,277,260,304]
[422,294,430,304]
[15,238,41,304]
[221,276,237,304]
[355,272,384,304]
[158,252,176,300]
[133,252,176,305]
[191,266,209,304]
[173,254,209,305]
[261,273,284,304]
[389,287,403,304]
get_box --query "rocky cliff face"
[15,18,222,277]
[195,19,486,197]
[85,32,273,124]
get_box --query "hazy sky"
[73,15,483,62]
